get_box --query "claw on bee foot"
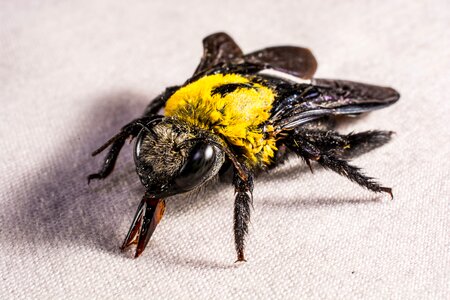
[234,251,247,263]
[380,187,393,200]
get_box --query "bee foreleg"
[87,134,128,183]
[233,168,254,262]
[88,116,161,183]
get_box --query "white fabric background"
[1,1,449,299]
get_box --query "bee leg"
[317,154,393,198]
[87,134,127,183]
[88,116,161,183]
[285,135,321,172]
[285,135,392,198]
[89,85,179,183]
[339,130,394,158]
[233,168,254,262]
[121,193,166,258]
[297,129,394,159]
[143,86,180,116]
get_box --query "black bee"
[89,32,400,262]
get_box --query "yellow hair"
[164,74,277,165]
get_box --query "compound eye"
[174,142,216,192]
[134,130,146,164]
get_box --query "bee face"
[134,119,225,197]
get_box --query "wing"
[193,32,244,76]
[193,32,318,79]
[244,46,317,79]
[269,78,400,132]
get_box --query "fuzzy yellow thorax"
[164,73,277,165]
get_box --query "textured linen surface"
[1,1,449,299]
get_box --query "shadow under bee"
[4,92,150,256]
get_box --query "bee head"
[134,119,225,198]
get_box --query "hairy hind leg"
[340,130,393,158]
[317,154,392,197]
[284,131,392,197]
[296,129,393,158]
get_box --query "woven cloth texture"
[1,1,449,299]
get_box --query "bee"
[89,32,400,262]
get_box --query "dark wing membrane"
[193,32,244,76]
[270,78,400,131]
[244,46,317,79]
[193,32,317,80]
